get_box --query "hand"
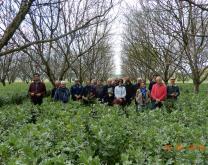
[36,93,41,97]
[30,93,35,96]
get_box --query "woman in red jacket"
[151,76,167,109]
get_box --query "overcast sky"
[112,0,138,75]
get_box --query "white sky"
[111,0,138,75]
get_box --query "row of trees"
[122,0,208,93]
[0,0,117,86]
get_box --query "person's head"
[119,79,124,86]
[156,76,163,85]
[60,81,66,88]
[107,78,112,85]
[33,73,40,82]
[86,80,91,86]
[74,79,80,85]
[170,77,176,85]
[153,74,158,81]
[97,80,102,85]
[55,80,60,88]
[125,77,131,84]
[91,79,97,85]
[140,81,146,88]
[137,77,142,84]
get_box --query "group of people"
[28,73,180,111]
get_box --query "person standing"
[167,77,180,109]
[103,79,114,106]
[70,79,83,101]
[113,79,126,106]
[28,73,46,105]
[151,76,167,109]
[82,80,96,105]
[51,80,60,99]
[125,78,134,105]
[96,80,104,102]
[135,82,151,111]
[54,81,70,104]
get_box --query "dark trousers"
[31,96,43,105]
[151,101,163,109]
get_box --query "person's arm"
[122,87,126,98]
[167,86,172,97]
[151,85,157,100]
[114,87,119,99]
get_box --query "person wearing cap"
[167,77,180,109]
[51,80,60,99]
[70,79,83,101]
[54,81,70,104]
[28,73,46,105]
[82,80,96,105]
[113,79,126,106]
[151,76,167,109]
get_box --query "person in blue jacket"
[54,81,70,104]
[70,79,83,101]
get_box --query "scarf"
[140,87,147,98]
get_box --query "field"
[0,83,208,165]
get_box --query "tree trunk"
[194,83,200,94]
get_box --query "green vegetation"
[0,83,207,164]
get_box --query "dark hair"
[119,79,123,83]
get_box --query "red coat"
[151,83,167,101]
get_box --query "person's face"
[141,82,146,88]
[153,76,157,81]
[119,81,123,86]
[97,80,102,85]
[33,75,40,81]
[75,80,79,85]
[107,80,111,85]
[86,81,90,85]
[60,83,65,88]
[156,77,162,84]
[170,79,175,85]
[55,81,60,87]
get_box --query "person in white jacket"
[114,79,126,105]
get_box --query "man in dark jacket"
[82,80,96,105]
[103,79,115,106]
[51,80,60,99]
[125,78,134,105]
[96,80,104,102]
[70,79,83,101]
[28,73,46,105]
[54,81,70,104]
[167,77,180,100]
[166,77,180,110]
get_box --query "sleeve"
[54,89,59,100]
[41,83,46,96]
[167,86,172,97]
[158,85,167,101]
[70,86,74,95]
[122,87,126,98]
[151,85,157,100]
[114,87,119,98]
[28,84,32,93]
